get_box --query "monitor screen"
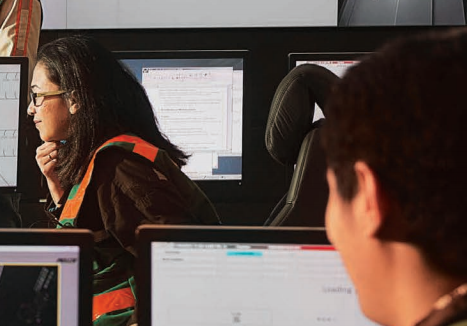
[0,229,93,326]
[338,0,465,27]
[0,57,28,192]
[150,242,377,326]
[136,226,378,326]
[115,51,246,181]
[0,246,80,324]
[289,52,368,122]
[40,0,337,29]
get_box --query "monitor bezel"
[0,56,29,194]
[113,50,250,199]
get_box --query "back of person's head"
[322,28,467,278]
[37,35,188,187]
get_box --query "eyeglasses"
[30,90,67,107]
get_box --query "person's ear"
[68,90,79,115]
[353,161,385,238]
[69,103,79,115]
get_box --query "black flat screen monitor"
[114,51,247,183]
[0,56,28,193]
[289,52,368,121]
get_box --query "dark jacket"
[49,135,220,325]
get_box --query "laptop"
[136,225,377,326]
[0,228,93,326]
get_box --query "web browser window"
[150,241,377,326]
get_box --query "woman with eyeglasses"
[27,35,221,326]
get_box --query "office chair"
[263,64,339,226]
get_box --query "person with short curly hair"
[322,28,467,326]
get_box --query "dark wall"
[20,25,453,227]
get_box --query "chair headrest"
[265,64,339,165]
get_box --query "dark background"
[18,25,458,227]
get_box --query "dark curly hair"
[36,35,189,189]
[322,28,467,278]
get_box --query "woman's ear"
[68,90,79,115]
[69,103,79,115]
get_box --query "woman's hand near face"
[36,141,59,178]
[36,142,65,206]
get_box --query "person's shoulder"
[96,144,143,163]
[93,145,157,181]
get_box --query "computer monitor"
[114,50,247,182]
[288,52,368,121]
[0,228,93,325]
[0,56,28,192]
[136,225,378,326]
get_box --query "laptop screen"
[0,229,93,326]
[137,226,377,326]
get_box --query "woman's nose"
[27,101,36,116]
